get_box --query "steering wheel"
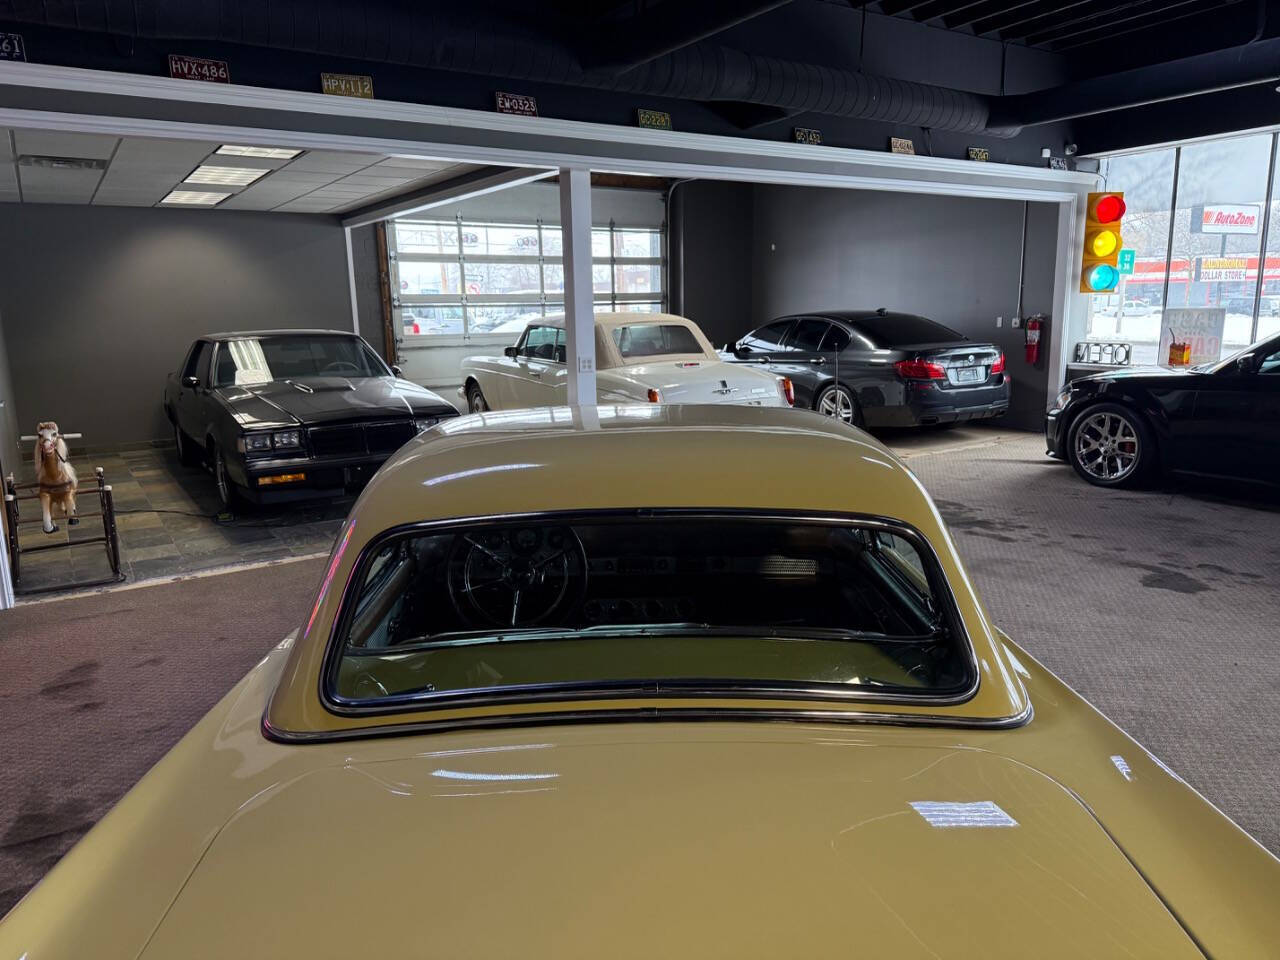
[322,360,361,374]
[447,525,587,628]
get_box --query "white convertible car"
[460,312,794,412]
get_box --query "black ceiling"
[1,0,1278,157]
[867,0,1256,54]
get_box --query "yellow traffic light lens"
[1090,229,1119,257]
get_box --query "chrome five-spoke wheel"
[1068,404,1152,488]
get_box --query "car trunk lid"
[141,732,1202,959]
[619,358,785,405]
[906,342,1004,389]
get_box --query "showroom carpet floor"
[2,428,1279,914]
[8,446,349,594]
[0,557,325,913]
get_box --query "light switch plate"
[995,316,1003,327]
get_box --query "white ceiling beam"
[340,166,556,229]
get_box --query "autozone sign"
[1191,203,1260,234]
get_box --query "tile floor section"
[7,446,348,594]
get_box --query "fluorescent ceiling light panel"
[185,165,270,186]
[216,145,302,159]
[161,189,230,206]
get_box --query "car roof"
[778,310,932,324]
[201,329,361,341]
[264,404,1030,738]
[531,312,699,330]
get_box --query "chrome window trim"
[316,508,985,721]
[264,701,1032,746]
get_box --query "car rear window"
[612,324,705,359]
[328,513,974,709]
[852,314,963,347]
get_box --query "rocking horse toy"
[33,421,79,534]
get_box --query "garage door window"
[391,217,665,341]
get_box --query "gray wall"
[0,304,20,474]
[679,183,1059,431]
[671,181,754,349]
[0,203,355,448]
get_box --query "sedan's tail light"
[990,352,1006,374]
[894,359,946,380]
[647,388,661,403]
[779,377,795,406]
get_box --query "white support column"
[559,167,597,407]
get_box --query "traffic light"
[1080,191,1126,293]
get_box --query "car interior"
[333,516,971,702]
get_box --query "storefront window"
[1088,133,1280,367]
[1086,150,1174,366]
[391,217,664,338]
[1166,134,1272,360]
[1257,136,1280,342]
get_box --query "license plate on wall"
[0,32,26,61]
[955,366,983,384]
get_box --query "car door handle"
[530,371,543,379]
[809,357,826,365]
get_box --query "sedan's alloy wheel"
[817,385,855,423]
[468,386,489,413]
[1074,411,1139,481]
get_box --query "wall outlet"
[578,356,595,373]
[1011,317,1022,328]
[995,316,1003,327]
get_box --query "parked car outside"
[1097,299,1153,317]
[1046,332,1280,488]
[724,309,1008,427]
[164,330,457,507]
[1225,296,1280,316]
[460,312,793,412]
[5,403,1277,958]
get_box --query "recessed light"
[161,190,230,206]
[185,164,270,186]
[216,145,301,159]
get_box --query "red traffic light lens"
[1093,194,1126,223]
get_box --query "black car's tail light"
[894,359,946,380]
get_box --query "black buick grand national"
[163,330,457,506]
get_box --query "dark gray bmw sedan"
[724,309,1009,428]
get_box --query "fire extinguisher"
[1024,314,1044,366]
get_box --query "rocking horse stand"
[4,432,125,595]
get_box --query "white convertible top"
[536,312,718,369]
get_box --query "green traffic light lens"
[1087,264,1119,291]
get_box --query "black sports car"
[725,309,1009,428]
[1046,333,1280,489]
[164,330,457,506]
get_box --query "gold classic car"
[3,404,1278,958]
